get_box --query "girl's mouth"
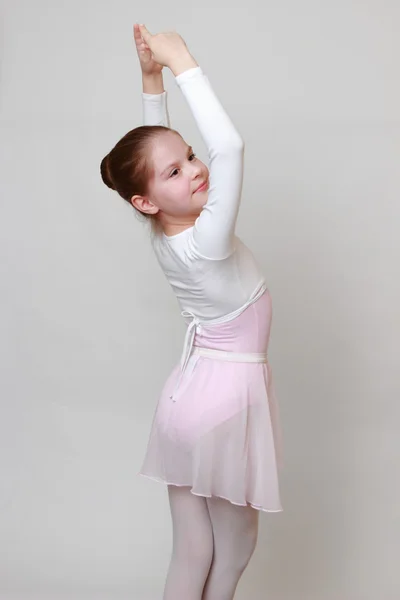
[194,181,208,193]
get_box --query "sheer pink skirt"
[138,289,283,512]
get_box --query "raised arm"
[142,75,170,128]
[133,23,170,127]
[138,25,244,259]
[175,67,244,259]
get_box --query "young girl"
[101,24,283,600]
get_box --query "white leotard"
[142,67,266,323]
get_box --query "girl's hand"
[133,23,163,76]
[138,25,194,72]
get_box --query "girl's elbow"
[218,134,245,156]
[238,134,245,150]
[231,132,245,152]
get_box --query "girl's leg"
[202,497,259,600]
[163,485,214,600]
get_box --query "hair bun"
[100,154,116,191]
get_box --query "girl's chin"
[196,193,208,205]
[188,193,208,213]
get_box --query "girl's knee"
[206,498,259,573]
[186,533,213,569]
[237,506,259,549]
[214,519,258,577]
[173,522,214,573]
[234,524,258,572]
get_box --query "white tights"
[163,485,259,600]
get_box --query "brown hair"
[100,125,179,236]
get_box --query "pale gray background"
[1,0,399,599]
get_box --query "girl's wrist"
[168,53,198,77]
[142,71,164,94]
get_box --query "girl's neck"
[162,217,198,237]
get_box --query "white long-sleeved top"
[142,67,265,323]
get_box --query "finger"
[133,24,144,47]
[138,24,152,44]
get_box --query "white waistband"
[192,347,267,363]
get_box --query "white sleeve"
[175,67,244,260]
[142,91,171,127]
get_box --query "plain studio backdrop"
[0,0,399,599]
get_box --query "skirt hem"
[138,471,283,514]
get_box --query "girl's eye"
[169,154,196,177]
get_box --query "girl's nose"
[191,163,203,177]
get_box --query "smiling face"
[131,130,209,231]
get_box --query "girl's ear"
[130,194,160,215]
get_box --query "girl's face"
[133,131,209,223]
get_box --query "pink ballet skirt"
[138,288,283,512]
